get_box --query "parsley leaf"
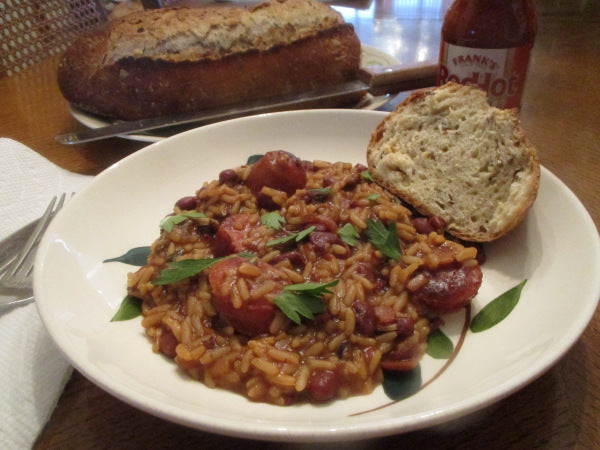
[274,291,324,324]
[309,188,332,195]
[247,154,264,164]
[110,295,143,322]
[365,219,402,261]
[152,252,256,285]
[470,280,527,332]
[285,280,338,296]
[103,246,151,266]
[266,225,316,247]
[367,193,380,201]
[261,211,285,230]
[338,223,360,246]
[361,170,375,182]
[307,187,333,201]
[160,212,207,232]
[295,226,315,241]
[274,280,338,324]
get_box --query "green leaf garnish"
[308,187,333,201]
[361,170,375,182]
[247,154,264,164]
[426,329,454,359]
[284,280,338,296]
[470,280,527,332]
[152,252,256,286]
[160,212,207,232]
[382,366,422,400]
[366,193,380,201]
[273,280,338,324]
[261,211,285,230]
[309,188,332,195]
[103,246,151,266]
[295,226,315,241]
[111,295,143,321]
[338,223,360,246]
[274,291,326,324]
[266,225,316,247]
[365,219,402,261]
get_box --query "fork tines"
[0,193,68,287]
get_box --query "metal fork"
[0,194,68,312]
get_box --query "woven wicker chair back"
[0,0,107,77]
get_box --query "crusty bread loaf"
[367,82,540,242]
[57,0,361,120]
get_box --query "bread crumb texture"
[367,82,540,242]
[105,0,345,63]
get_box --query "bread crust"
[367,82,540,242]
[57,0,361,120]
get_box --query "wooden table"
[0,1,598,448]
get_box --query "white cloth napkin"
[0,139,92,448]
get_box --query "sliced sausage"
[208,257,277,336]
[411,263,483,314]
[213,213,260,257]
[246,150,307,197]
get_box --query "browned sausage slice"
[412,263,483,314]
[246,150,307,197]
[208,257,277,336]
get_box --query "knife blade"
[56,60,437,145]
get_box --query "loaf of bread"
[367,82,540,242]
[57,0,361,120]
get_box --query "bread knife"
[56,60,437,145]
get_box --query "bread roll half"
[367,82,540,242]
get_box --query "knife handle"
[359,60,438,95]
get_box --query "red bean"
[412,215,447,235]
[311,215,338,233]
[473,242,486,265]
[309,231,340,252]
[395,316,414,338]
[322,175,335,187]
[342,171,361,190]
[307,370,340,403]
[246,150,307,197]
[355,163,368,173]
[254,192,279,211]
[354,262,386,292]
[429,215,447,231]
[158,328,178,358]
[175,196,197,210]
[352,300,376,336]
[219,168,238,184]
[380,344,420,371]
[412,217,435,235]
[270,251,307,269]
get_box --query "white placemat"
[0,138,92,448]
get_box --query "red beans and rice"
[127,151,482,405]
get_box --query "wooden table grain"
[0,1,598,448]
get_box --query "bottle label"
[437,42,532,108]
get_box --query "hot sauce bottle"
[437,0,537,109]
